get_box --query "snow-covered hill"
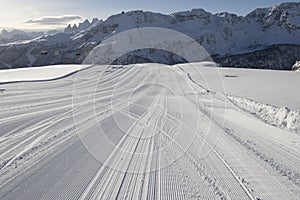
[0,64,90,83]
[0,2,299,69]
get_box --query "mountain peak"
[245,2,300,29]
[246,2,300,19]
[171,8,211,19]
[273,2,300,9]
[65,18,100,33]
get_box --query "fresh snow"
[179,62,300,110]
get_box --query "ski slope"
[0,64,90,83]
[0,63,299,200]
[181,62,300,110]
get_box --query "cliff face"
[0,2,299,69]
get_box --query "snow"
[1,2,300,68]
[227,95,300,133]
[25,46,36,67]
[289,16,300,27]
[0,63,300,199]
[179,62,300,133]
[0,3,300,199]
[179,62,300,110]
[0,64,90,83]
[292,61,300,71]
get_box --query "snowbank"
[227,95,300,133]
[0,64,90,83]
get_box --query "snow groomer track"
[0,63,300,200]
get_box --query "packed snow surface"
[0,65,90,83]
[0,62,299,200]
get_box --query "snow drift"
[227,95,300,133]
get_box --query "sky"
[0,0,295,31]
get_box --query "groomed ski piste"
[0,62,299,199]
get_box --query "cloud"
[25,15,82,26]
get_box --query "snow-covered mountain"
[0,2,299,69]
[64,18,103,33]
[0,29,45,45]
